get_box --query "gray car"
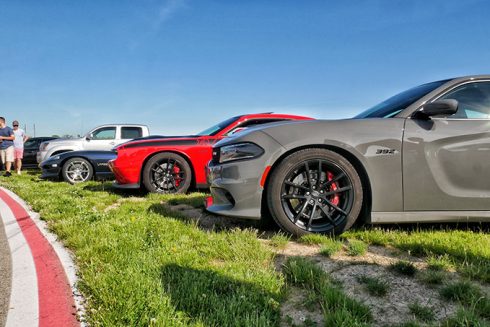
[206,75,490,235]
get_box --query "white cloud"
[154,0,187,29]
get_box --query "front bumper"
[205,159,266,220]
[40,163,61,180]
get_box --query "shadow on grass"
[160,264,280,326]
[82,182,146,197]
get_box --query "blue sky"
[1,0,489,136]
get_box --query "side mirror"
[86,133,93,141]
[416,99,459,119]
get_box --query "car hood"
[42,137,84,147]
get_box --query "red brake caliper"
[326,171,340,206]
[173,165,181,187]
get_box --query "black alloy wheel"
[268,148,363,236]
[143,153,192,194]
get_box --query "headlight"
[219,142,264,164]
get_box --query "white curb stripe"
[0,196,39,327]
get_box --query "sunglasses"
[13,125,18,127]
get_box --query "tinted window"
[225,119,287,136]
[439,82,490,119]
[121,127,143,139]
[24,139,39,147]
[197,116,241,136]
[92,127,116,140]
[355,80,449,118]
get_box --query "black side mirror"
[415,99,459,119]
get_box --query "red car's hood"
[116,135,207,149]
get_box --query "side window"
[121,127,143,139]
[226,119,287,136]
[92,127,116,140]
[439,82,490,119]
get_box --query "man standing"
[12,120,28,175]
[0,117,15,177]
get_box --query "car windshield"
[354,80,450,118]
[196,116,241,136]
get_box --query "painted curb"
[0,187,82,327]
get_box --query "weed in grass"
[344,228,490,283]
[347,239,368,256]
[442,308,487,327]
[408,302,435,322]
[356,275,389,297]
[390,260,418,276]
[166,193,207,208]
[283,257,372,325]
[427,254,453,271]
[298,234,333,245]
[395,322,421,327]
[440,280,490,320]
[319,240,343,258]
[269,233,290,249]
[418,269,445,286]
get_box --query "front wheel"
[62,157,94,184]
[142,153,192,194]
[267,148,363,236]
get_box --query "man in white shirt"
[12,120,28,175]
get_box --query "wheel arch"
[140,150,196,188]
[261,144,372,223]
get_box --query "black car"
[23,137,58,168]
[40,150,116,184]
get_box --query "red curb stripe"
[0,189,79,327]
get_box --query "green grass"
[356,275,389,297]
[346,239,368,256]
[0,175,285,326]
[283,257,372,326]
[269,233,291,249]
[319,240,343,257]
[418,270,446,286]
[390,260,418,276]
[298,234,335,245]
[427,254,454,271]
[344,227,490,283]
[442,308,487,327]
[166,193,207,208]
[408,302,435,323]
[440,280,490,320]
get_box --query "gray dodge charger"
[206,75,490,235]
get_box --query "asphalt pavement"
[0,218,11,327]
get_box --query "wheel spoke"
[304,162,312,187]
[306,203,317,229]
[293,201,309,223]
[323,185,352,196]
[319,205,337,226]
[317,160,322,188]
[285,181,309,191]
[323,172,345,187]
[322,198,348,216]
[282,194,307,200]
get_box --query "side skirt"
[371,211,490,223]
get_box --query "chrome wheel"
[62,158,93,184]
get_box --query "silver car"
[206,75,490,235]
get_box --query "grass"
[1,174,284,326]
[440,280,490,320]
[269,233,290,250]
[442,308,488,327]
[298,234,344,257]
[390,260,418,276]
[418,270,446,286]
[283,257,372,326]
[344,227,490,283]
[346,239,368,256]
[408,302,435,323]
[356,275,389,297]
[426,254,454,271]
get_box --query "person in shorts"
[0,117,15,177]
[12,120,28,175]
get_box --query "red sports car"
[108,113,313,193]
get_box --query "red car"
[109,113,313,193]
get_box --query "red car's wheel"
[143,153,192,194]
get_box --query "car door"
[403,80,490,211]
[84,127,117,151]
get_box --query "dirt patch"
[169,206,476,326]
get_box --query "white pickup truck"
[37,124,150,163]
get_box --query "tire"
[267,148,363,236]
[62,157,94,184]
[142,152,192,194]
